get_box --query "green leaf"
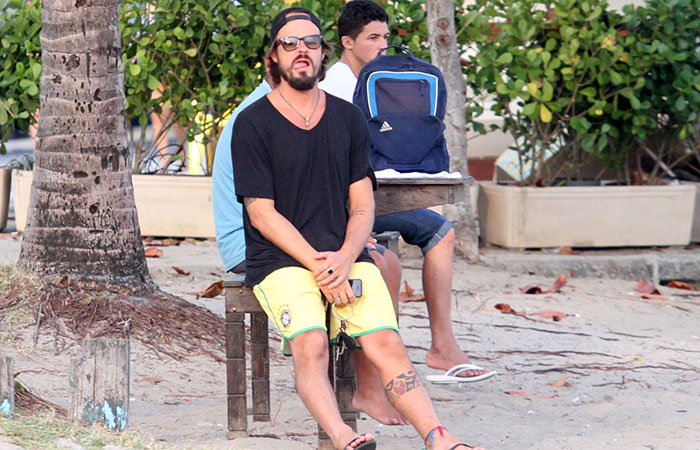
[496,52,513,64]
[129,64,141,76]
[609,70,623,85]
[581,135,596,150]
[541,80,553,102]
[580,87,596,98]
[523,102,537,118]
[147,75,160,91]
[0,106,8,125]
[184,48,198,57]
[675,96,687,111]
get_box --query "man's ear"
[341,35,354,52]
[269,49,279,64]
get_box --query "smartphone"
[348,279,363,298]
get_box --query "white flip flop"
[426,363,497,384]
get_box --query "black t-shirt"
[232,93,375,286]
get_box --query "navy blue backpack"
[353,46,450,174]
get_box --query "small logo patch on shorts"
[280,310,292,328]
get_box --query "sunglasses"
[276,34,323,51]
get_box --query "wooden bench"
[224,276,356,449]
[373,230,401,256]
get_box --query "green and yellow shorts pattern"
[252,262,398,356]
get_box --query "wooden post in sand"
[0,355,14,417]
[70,338,130,431]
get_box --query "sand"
[1,237,699,449]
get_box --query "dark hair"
[265,8,330,87]
[337,0,389,42]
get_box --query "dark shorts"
[373,209,452,255]
[368,243,386,256]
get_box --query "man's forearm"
[339,177,375,261]
[340,205,374,261]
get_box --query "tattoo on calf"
[384,370,421,404]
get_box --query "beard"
[280,56,320,91]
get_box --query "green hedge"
[0,0,429,169]
[459,0,700,184]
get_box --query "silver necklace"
[277,87,320,127]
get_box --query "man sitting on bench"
[212,17,405,432]
[229,8,485,450]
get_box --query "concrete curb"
[480,248,700,284]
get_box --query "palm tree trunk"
[17,0,152,289]
[427,0,480,261]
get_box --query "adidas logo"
[379,121,393,132]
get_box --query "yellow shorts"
[253,262,398,356]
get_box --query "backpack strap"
[375,45,414,58]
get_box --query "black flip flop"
[344,433,377,450]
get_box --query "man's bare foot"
[425,346,492,379]
[334,429,376,450]
[352,390,408,425]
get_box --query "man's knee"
[369,249,388,274]
[360,329,405,357]
[289,329,329,362]
[426,226,454,255]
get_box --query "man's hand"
[313,250,353,290]
[320,282,356,307]
[365,236,377,250]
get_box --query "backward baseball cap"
[268,7,323,49]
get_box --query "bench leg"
[250,312,270,422]
[226,312,247,438]
[336,349,357,431]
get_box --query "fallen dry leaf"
[505,391,558,399]
[549,274,567,293]
[667,281,692,290]
[533,310,568,321]
[399,281,425,303]
[135,376,165,384]
[549,376,569,387]
[162,238,181,246]
[635,280,660,295]
[199,280,224,298]
[641,294,667,301]
[519,275,567,295]
[173,266,191,276]
[520,285,543,295]
[558,247,579,255]
[144,247,163,258]
[495,303,526,317]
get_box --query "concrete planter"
[0,168,10,231]
[12,170,215,238]
[478,181,696,248]
[685,181,700,243]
